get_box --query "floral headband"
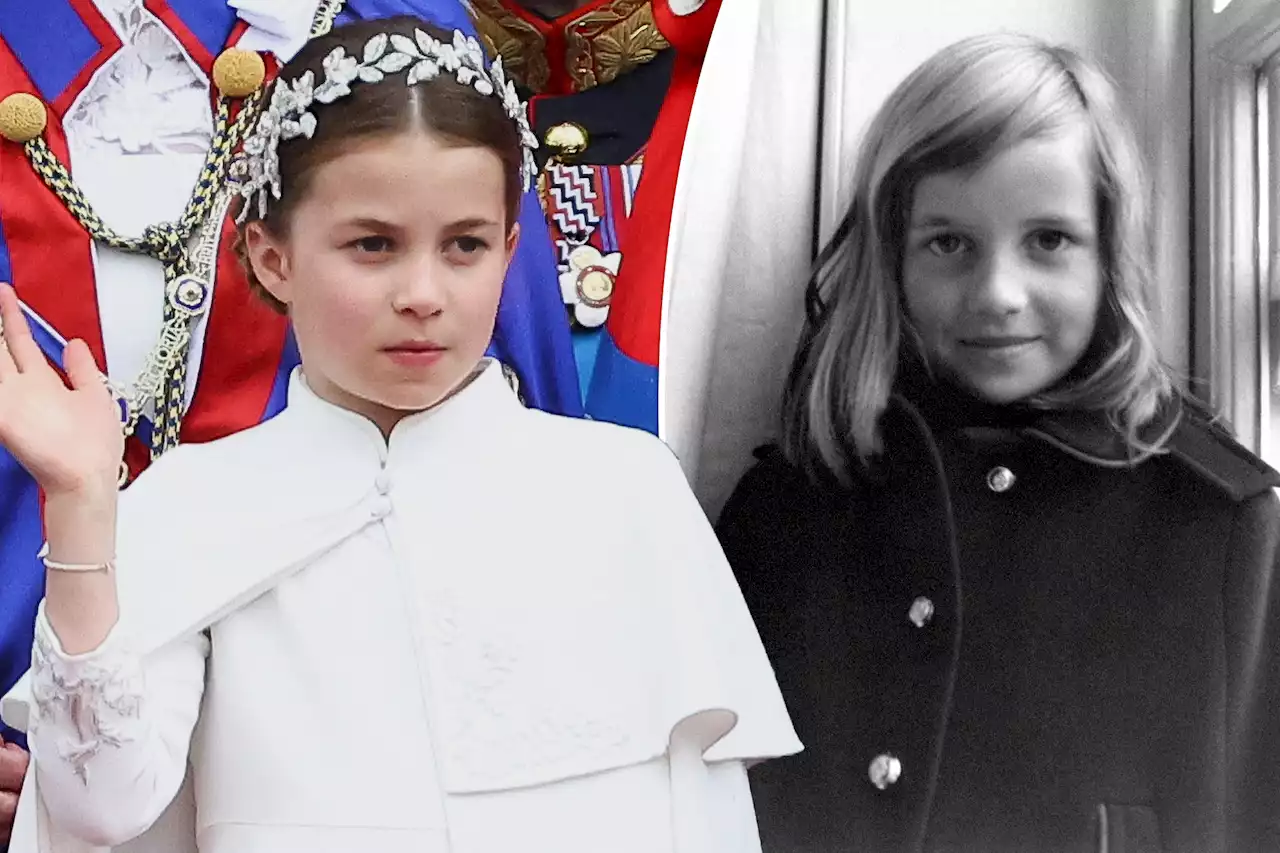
[232,28,539,224]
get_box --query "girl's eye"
[454,236,488,254]
[445,236,490,262]
[926,234,968,256]
[350,236,392,254]
[1029,229,1073,252]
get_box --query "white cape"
[3,364,800,852]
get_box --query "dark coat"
[717,385,1280,853]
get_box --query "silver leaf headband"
[233,28,540,224]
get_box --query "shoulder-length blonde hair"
[783,32,1172,484]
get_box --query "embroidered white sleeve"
[27,605,208,846]
[30,610,145,782]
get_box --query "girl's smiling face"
[902,126,1102,403]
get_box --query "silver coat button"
[868,754,902,790]
[908,596,935,628]
[370,497,393,520]
[986,466,1016,493]
[375,471,391,495]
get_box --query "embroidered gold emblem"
[469,0,669,93]
[564,0,669,91]
[470,0,552,93]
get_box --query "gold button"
[0,93,47,143]
[908,596,934,628]
[213,48,266,97]
[868,754,902,790]
[544,122,589,159]
[986,466,1016,493]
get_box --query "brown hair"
[233,16,524,313]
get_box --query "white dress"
[2,360,801,853]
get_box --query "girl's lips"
[960,336,1040,348]
[383,345,446,366]
[385,340,446,352]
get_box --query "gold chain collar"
[6,1,347,474]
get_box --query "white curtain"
[690,1,825,516]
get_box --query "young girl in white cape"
[0,16,800,853]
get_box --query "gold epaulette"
[470,0,669,94]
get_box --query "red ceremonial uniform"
[471,0,722,434]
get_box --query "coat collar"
[889,365,1280,501]
[1020,398,1181,469]
[889,354,1182,469]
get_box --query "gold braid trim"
[12,1,345,461]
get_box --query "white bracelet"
[36,543,114,573]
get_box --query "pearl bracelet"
[36,543,114,573]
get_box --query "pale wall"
[693,0,1192,518]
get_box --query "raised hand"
[0,284,123,499]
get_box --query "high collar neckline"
[283,358,521,463]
